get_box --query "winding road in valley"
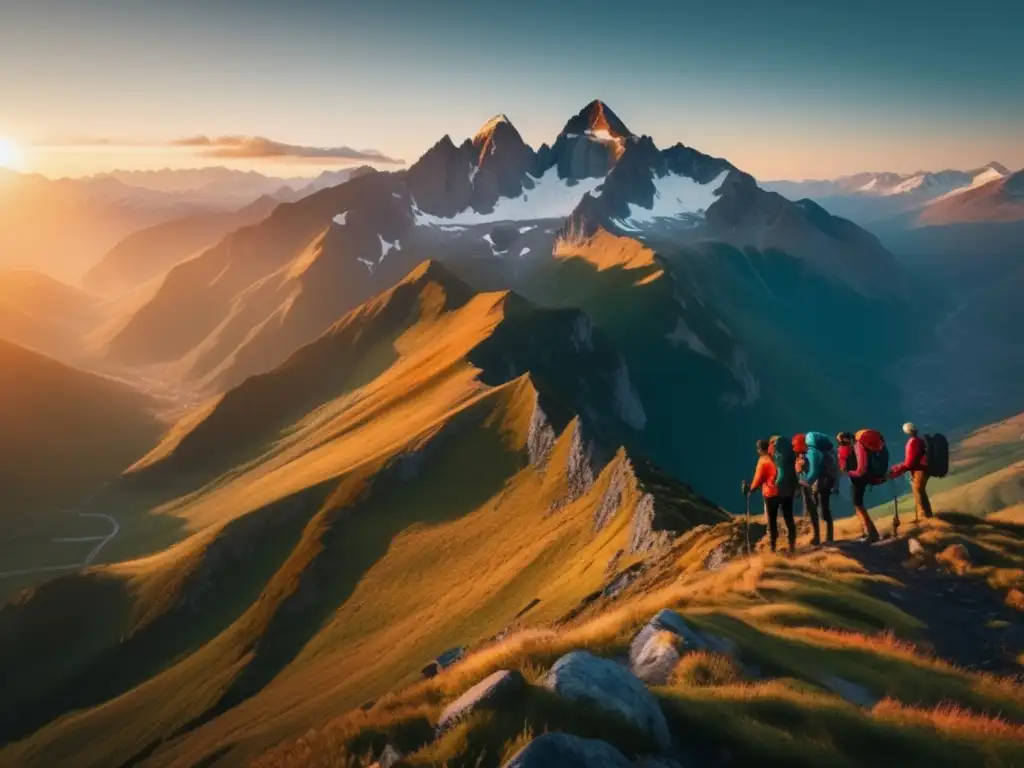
[0,511,120,579]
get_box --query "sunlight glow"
[0,138,24,170]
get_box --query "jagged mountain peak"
[473,114,513,144]
[559,99,633,141]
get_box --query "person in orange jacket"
[742,438,796,553]
[889,422,933,520]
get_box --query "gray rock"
[543,651,671,750]
[822,675,879,708]
[378,744,401,768]
[908,538,925,556]
[630,610,707,670]
[436,669,525,734]
[700,633,738,657]
[502,733,631,768]
[631,629,682,685]
[437,647,465,668]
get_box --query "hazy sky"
[1,0,1021,180]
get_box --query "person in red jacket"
[889,422,933,520]
[742,439,796,553]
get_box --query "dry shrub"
[936,544,973,576]
[1005,587,1024,612]
[670,651,742,687]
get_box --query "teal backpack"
[771,435,798,496]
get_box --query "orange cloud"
[168,135,403,164]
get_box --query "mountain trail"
[836,536,1024,677]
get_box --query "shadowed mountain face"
[0,339,160,515]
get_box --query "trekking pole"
[744,491,752,556]
[889,478,900,537]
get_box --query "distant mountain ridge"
[763,162,1014,226]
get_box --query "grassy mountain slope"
[0,339,160,514]
[0,340,162,601]
[255,515,1024,768]
[0,269,101,361]
[0,261,726,767]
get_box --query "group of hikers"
[740,423,948,552]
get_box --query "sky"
[1,0,1021,181]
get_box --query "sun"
[0,138,24,170]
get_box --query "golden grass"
[872,698,1024,740]
[248,519,1024,768]
[670,650,742,687]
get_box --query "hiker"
[794,432,836,544]
[843,429,885,542]
[889,422,933,520]
[741,437,797,553]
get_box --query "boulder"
[700,633,738,657]
[822,675,879,708]
[629,610,707,671]
[502,733,631,768]
[631,630,682,685]
[422,647,466,678]
[543,651,671,750]
[436,669,525,734]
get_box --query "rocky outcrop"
[563,420,599,507]
[526,398,557,468]
[630,630,683,685]
[542,651,671,750]
[436,669,525,735]
[630,610,708,662]
[502,732,632,768]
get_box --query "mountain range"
[764,162,1019,227]
[0,100,1021,768]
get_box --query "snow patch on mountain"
[623,170,728,225]
[721,349,761,409]
[519,246,530,257]
[665,317,713,358]
[414,166,606,225]
[378,235,400,259]
[333,211,349,226]
[932,166,1008,203]
[613,360,647,429]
